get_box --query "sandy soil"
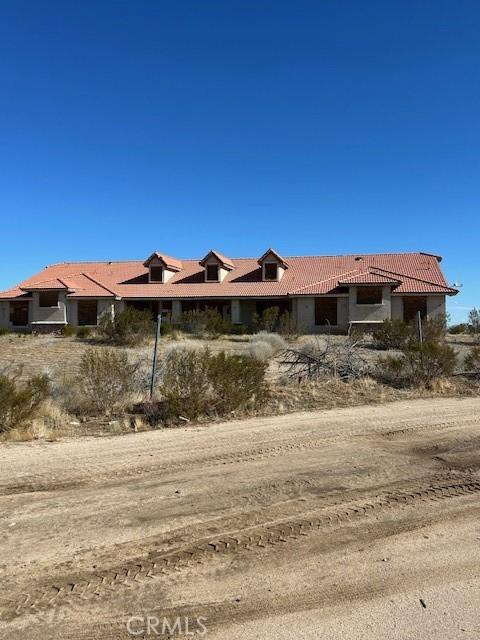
[0,397,479,639]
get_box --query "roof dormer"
[199,250,234,283]
[143,252,183,283]
[257,248,288,282]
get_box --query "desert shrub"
[278,310,299,337]
[160,319,173,336]
[248,332,286,361]
[61,324,76,337]
[449,323,468,335]
[468,308,480,338]
[380,341,457,387]
[76,326,91,339]
[180,308,231,338]
[247,340,274,361]
[208,352,267,413]
[421,314,447,342]
[158,345,267,421]
[251,331,286,352]
[159,345,212,419]
[74,348,141,414]
[0,372,50,433]
[230,323,252,335]
[372,319,414,350]
[464,346,480,378]
[253,306,281,333]
[98,307,154,346]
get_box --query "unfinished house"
[0,250,457,333]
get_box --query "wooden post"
[417,311,423,343]
[149,314,162,400]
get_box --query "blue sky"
[0,1,478,322]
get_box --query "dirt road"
[1,398,479,639]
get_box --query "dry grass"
[1,332,479,442]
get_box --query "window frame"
[263,262,278,281]
[205,263,220,282]
[38,291,60,308]
[149,266,164,283]
[356,286,383,306]
[77,300,98,326]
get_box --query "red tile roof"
[199,250,235,270]
[257,248,289,268]
[143,252,183,271]
[0,252,458,300]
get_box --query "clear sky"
[0,1,478,322]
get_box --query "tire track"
[4,477,480,620]
[1,415,478,496]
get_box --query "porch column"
[231,299,241,324]
[172,300,182,322]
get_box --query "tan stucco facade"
[0,288,448,333]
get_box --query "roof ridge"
[289,269,359,294]
[43,251,432,269]
[82,272,118,297]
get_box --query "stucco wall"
[31,291,67,325]
[391,296,404,321]
[293,296,349,333]
[348,285,391,322]
[427,295,446,318]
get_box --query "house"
[0,249,457,333]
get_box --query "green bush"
[468,308,480,338]
[253,306,281,333]
[75,348,140,414]
[160,345,211,419]
[380,341,457,387]
[98,307,154,346]
[76,326,91,339]
[61,324,76,337]
[158,345,267,422]
[0,327,10,336]
[372,319,414,350]
[464,346,480,378]
[160,319,173,336]
[0,372,50,433]
[449,323,468,335]
[208,351,267,413]
[421,315,447,342]
[278,310,299,338]
[180,308,231,338]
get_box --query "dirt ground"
[0,397,479,639]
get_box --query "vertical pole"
[417,310,423,343]
[150,314,162,400]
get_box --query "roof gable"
[199,250,234,270]
[143,252,183,272]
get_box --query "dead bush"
[0,371,50,433]
[280,337,370,380]
[74,348,141,415]
[379,341,457,387]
